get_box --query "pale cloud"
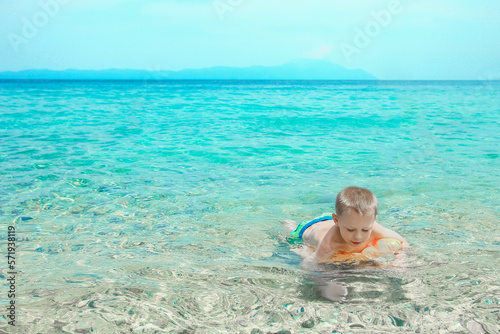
[406,0,500,19]
[141,1,213,21]
[304,45,333,59]
[0,1,47,20]
[66,0,140,11]
[0,0,140,12]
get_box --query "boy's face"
[333,211,375,248]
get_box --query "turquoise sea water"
[1,80,499,333]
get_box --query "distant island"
[0,59,377,80]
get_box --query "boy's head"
[333,187,379,247]
[335,186,378,219]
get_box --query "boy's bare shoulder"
[302,220,336,249]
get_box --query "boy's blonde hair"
[335,186,378,218]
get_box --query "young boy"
[286,186,409,264]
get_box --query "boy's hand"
[390,251,407,268]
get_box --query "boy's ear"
[332,213,339,224]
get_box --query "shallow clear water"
[0,80,499,333]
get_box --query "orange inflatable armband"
[323,238,403,263]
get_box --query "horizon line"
[1,79,498,82]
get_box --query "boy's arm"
[372,222,409,268]
[371,221,409,248]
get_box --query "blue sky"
[1,0,499,79]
